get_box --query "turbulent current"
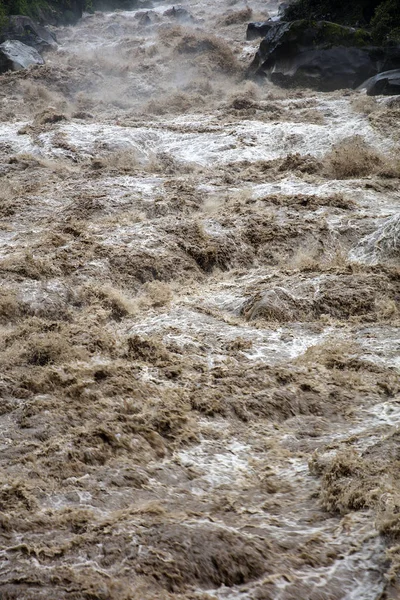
[0,1,399,598]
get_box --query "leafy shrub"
[0,0,140,23]
[284,0,400,41]
[371,0,400,41]
[284,0,381,26]
[0,0,49,20]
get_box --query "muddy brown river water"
[0,1,399,598]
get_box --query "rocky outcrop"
[246,21,275,41]
[359,68,400,94]
[248,19,400,91]
[0,15,56,52]
[0,39,44,72]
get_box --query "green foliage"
[90,0,138,10]
[371,0,400,42]
[0,0,138,22]
[0,0,89,24]
[284,0,400,43]
[284,0,381,26]
[0,0,46,19]
[0,2,7,27]
[280,19,372,48]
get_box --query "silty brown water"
[0,1,399,598]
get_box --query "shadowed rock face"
[0,15,57,52]
[248,19,400,90]
[163,6,193,22]
[246,20,275,40]
[0,39,45,73]
[359,68,400,95]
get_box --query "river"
[0,1,399,598]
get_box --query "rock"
[163,6,193,22]
[137,12,152,27]
[359,69,400,95]
[0,15,57,52]
[134,9,159,28]
[248,19,400,91]
[0,40,44,73]
[246,21,275,41]
[278,3,289,17]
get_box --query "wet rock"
[0,15,57,51]
[278,2,289,16]
[360,68,400,95]
[163,6,193,22]
[248,19,400,91]
[137,12,152,27]
[246,21,275,41]
[0,40,44,73]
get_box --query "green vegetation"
[0,4,6,27]
[0,0,55,21]
[88,0,139,10]
[284,0,381,26]
[0,0,139,25]
[0,0,84,24]
[286,19,372,47]
[371,0,400,42]
[284,0,400,42]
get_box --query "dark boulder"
[246,21,275,41]
[0,40,44,73]
[359,68,400,94]
[268,45,379,90]
[0,16,57,52]
[248,19,400,90]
